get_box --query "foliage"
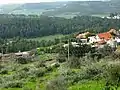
[0,15,119,38]
[59,43,93,58]
[96,45,113,58]
[15,57,32,64]
[46,76,67,90]
[104,63,120,90]
[56,54,66,63]
[1,80,24,88]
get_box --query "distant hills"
[0,0,120,17]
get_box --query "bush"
[35,61,46,68]
[15,57,32,64]
[46,66,54,72]
[13,71,28,80]
[56,54,66,63]
[1,80,24,88]
[104,63,120,90]
[53,63,60,68]
[96,45,113,58]
[0,69,8,75]
[28,68,46,77]
[0,65,4,70]
[111,52,120,59]
[46,76,67,90]
[66,62,106,85]
[67,56,81,69]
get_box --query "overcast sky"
[0,0,106,4]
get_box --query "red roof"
[98,32,112,40]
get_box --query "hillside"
[0,2,68,15]
[0,0,120,17]
[43,0,120,16]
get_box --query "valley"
[1,0,120,90]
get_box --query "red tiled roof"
[98,32,112,40]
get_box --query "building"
[96,32,112,42]
[88,36,97,44]
[76,32,90,39]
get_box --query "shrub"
[28,68,46,77]
[46,76,67,90]
[0,69,8,75]
[20,67,30,72]
[46,66,53,72]
[56,54,66,63]
[66,62,106,84]
[1,80,24,88]
[96,45,113,58]
[35,61,46,68]
[111,52,120,59]
[104,63,120,90]
[67,56,81,69]
[27,76,36,82]
[13,71,28,80]
[15,57,32,64]
[53,63,60,68]
[0,65,4,70]
[35,70,45,77]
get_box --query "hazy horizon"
[0,0,109,5]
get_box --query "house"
[115,37,120,45]
[109,29,117,35]
[88,36,97,44]
[96,32,112,42]
[76,32,90,39]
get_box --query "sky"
[0,0,106,4]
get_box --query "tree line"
[0,37,62,53]
[0,15,120,38]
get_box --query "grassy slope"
[69,80,105,90]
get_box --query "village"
[1,29,120,62]
[64,29,120,50]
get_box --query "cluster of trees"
[0,15,120,38]
[0,37,62,53]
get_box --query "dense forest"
[0,15,120,38]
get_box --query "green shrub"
[27,76,36,82]
[28,68,46,77]
[0,69,8,75]
[46,76,67,90]
[46,66,53,72]
[13,71,28,80]
[53,63,60,68]
[0,65,4,70]
[35,61,46,68]
[57,54,66,63]
[35,70,45,77]
[104,63,120,90]
[67,56,81,69]
[15,57,32,64]
[1,80,24,88]
[96,45,113,58]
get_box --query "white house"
[88,36,97,44]
[63,42,79,47]
[115,37,120,44]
